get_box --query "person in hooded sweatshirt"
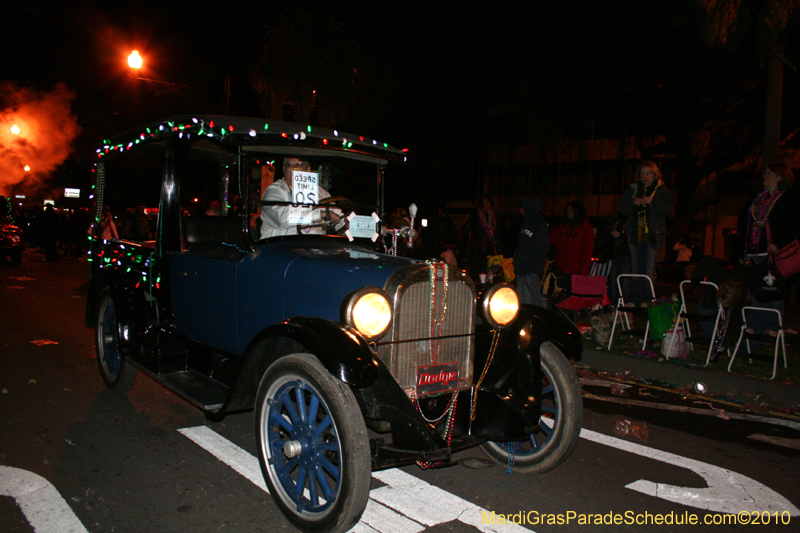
[514,197,550,307]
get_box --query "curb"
[578,347,800,407]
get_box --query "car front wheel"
[479,341,582,473]
[255,354,371,533]
[95,289,137,391]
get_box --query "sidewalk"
[578,346,799,407]
[574,278,800,410]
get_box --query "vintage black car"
[85,115,583,533]
[0,196,24,265]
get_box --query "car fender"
[518,303,583,360]
[218,317,380,416]
[468,304,580,430]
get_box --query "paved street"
[2,251,799,532]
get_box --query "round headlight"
[482,284,519,328]
[341,288,392,340]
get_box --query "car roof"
[97,115,408,164]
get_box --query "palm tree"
[689,0,799,165]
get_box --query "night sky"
[2,0,797,208]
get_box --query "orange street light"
[128,50,143,70]
[11,125,20,135]
[23,165,31,172]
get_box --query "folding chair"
[588,260,612,278]
[664,280,725,363]
[728,306,788,380]
[556,275,610,328]
[608,273,655,350]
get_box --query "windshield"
[96,133,387,249]
[244,152,382,241]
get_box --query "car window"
[100,143,165,245]
[177,138,240,218]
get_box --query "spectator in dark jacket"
[619,160,674,304]
[41,205,62,261]
[597,213,630,304]
[514,197,550,307]
[737,163,799,338]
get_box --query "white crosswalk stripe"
[180,424,800,532]
[178,426,533,532]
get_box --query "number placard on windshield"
[288,171,319,225]
[291,171,319,205]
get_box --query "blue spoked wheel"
[256,355,370,533]
[480,342,582,473]
[95,289,136,391]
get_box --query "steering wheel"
[296,196,355,235]
[319,196,355,235]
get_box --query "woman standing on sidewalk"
[739,163,800,337]
[619,161,674,305]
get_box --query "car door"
[169,251,239,353]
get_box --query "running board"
[130,362,229,411]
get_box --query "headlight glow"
[483,284,519,328]
[342,288,392,340]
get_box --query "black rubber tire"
[95,289,137,391]
[479,341,582,473]
[9,250,22,265]
[255,354,371,533]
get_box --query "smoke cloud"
[0,81,80,196]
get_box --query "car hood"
[283,241,416,293]
[261,238,417,322]
[249,239,417,323]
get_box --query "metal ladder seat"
[608,273,655,351]
[728,306,788,380]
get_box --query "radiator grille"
[378,265,475,395]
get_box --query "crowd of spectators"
[408,159,798,363]
[10,159,796,360]
[6,204,92,262]
[4,202,162,262]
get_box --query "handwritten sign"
[344,212,381,242]
[348,215,378,239]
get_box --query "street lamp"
[126,50,176,87]
[11,125,20,135]
[123,49,230,113]
[128,50,143,70]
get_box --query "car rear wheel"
[9,250,22,265]
[479,341,582,473]
[96,289,137,391]
[255,354,371,533]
